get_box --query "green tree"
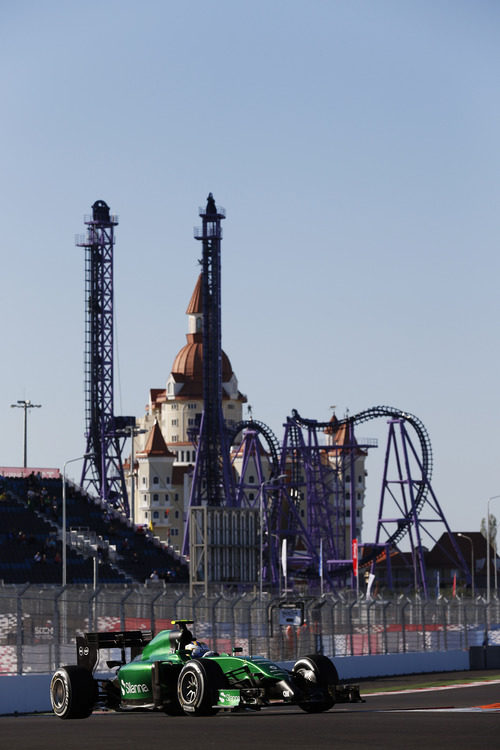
[480,513,497,546]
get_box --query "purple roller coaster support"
[274,411,378,592]
[232,426,267,508]
[273,416,348,590]
[284,406,468,596]
[373,418,470,597]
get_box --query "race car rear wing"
[76,630,153,673]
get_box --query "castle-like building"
[129,275,247,549]
[128,275,366,557]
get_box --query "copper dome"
[171,333,234,382]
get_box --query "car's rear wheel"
[292,654,338,713]
[177,659,228,716]
[50,665,97,719]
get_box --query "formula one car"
[50,620,356,719]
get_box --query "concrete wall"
[313,649,469,680]
[0,674,52,715]
[0,650,471,716]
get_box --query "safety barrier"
[1,584,499,676]
[0,650,473,716]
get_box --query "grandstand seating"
[0,475,187,585]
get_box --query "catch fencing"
[1,584,499,676]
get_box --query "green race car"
[50,620,354,719]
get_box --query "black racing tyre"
[163,690,185,716]
[177,659,228,716]
[292,654,338,713]
[50,665,98,720]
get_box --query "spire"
[138,421,175,458]
[170,274,235,385]
[206,192,217,215]
[186,274,202,315]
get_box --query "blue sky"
[1,0,499,543]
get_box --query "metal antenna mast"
[182,194,236,556]
[76,200,131,515]
[191,193,235,507]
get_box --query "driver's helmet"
[185,640,210,657]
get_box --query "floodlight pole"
[10,399,41,468]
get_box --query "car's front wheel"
[177,659,228,716]
[50,665,97,719]
[292,654,338,713]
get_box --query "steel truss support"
[278,406,467,596]
[182,195,235,555]
[227,419,284,590]
[77,200,130,515]
[372,417,470,597]
[269,414,374,590]
[232,426,268,509]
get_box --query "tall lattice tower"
[77,200,131,515]
[187,193,236,510]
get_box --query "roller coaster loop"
[291,406,433,550]
[228,419,282,476]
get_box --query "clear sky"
[1,0,499,544]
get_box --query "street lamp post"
[495,538,498,595]
[122,425,146,525]
[259,474,287,599]
[10,399,41,468]
[457,533,475,598]
[486,495,500,603]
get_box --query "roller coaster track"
[291,406,434,550]
[228,419,282,475]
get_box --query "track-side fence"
[1,584,499,675]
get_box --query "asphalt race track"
[2,673,499,750]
